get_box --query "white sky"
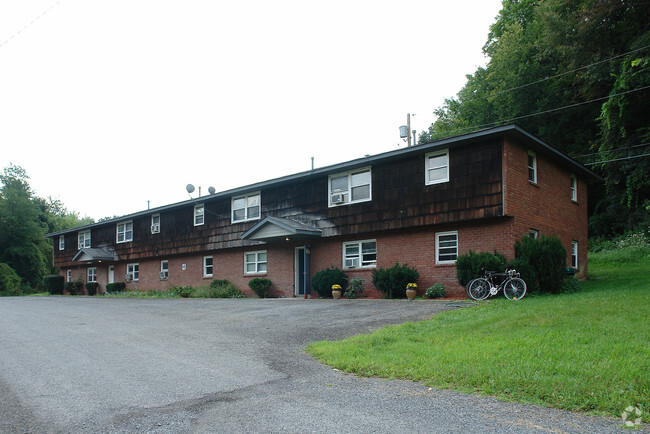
[1,0,502,221]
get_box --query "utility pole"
[407,113,411,147]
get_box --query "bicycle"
[466,267,527,301]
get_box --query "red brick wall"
[503,139,589,276]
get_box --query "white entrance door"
[108,266,114,284]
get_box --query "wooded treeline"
[0,165,93,294]
[421,0,649,237]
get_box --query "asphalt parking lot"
[0,297,626,433]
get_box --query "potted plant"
[406,282,417,300]
[331,284,342,299]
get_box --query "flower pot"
[332,289,342,299]
[406,288,417,300]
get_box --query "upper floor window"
[126,263,139,281]
[151,214,160,234]
[78,230,91,249]
[59,235,65,251]
[329,167,371,206]
[87,267,97,283]
[529,229,539,239]
[232,192,261,223]
[528,151,537,183]
[436,231,458,264]
[203,256,213,277]
[570,175,577,202]
[116,221,133,243]
[343,240,377,269]
[194,204,204,226]
[244,250,267,274]
[425,149,449,185]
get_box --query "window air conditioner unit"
[345,258,359,268]
[160,271,168,279]
[151,224,160,233]
[331,193,345,204]
[125,273,133,281]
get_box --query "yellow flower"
[406,283,417,289]
[331,284,342,290]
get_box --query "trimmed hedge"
[64,279,84,295]
[85,282,99,296]
[311,267,347,298]
[455,250,507,287]
[372,263,419,299]
[249,278,272,298]
[43,274,64,295]
[106,282,126,292]
[513,235,567,294]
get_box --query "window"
[529,229,539,239]
[126,263,139,281]
[436,231,458,264]
[203,256,213,277]
[528,151,537,183]
[59,235,65,251]
[232,192,261,223]
[87,267,97,283]
[571,241,578,269]
[329,167,371,206]
[570,175,577,202]
[343,240,377,269]
[66,269,71,283]
[194,204,204,226]
[425,149,449,185]
[116,221,133,243]
[244,251,267,274]
[78,230,91,249]
[151,214,160,234]
[160,260,168,279]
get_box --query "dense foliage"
[421,0,650,238]
[43,274,64,295]
[248,278,272,298]
[513,235,567,294]
[455,250,508,286]
[371,263,419,299]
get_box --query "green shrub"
[455,250,507,286]
[197,280,245,298]
[344,278,364,299]
[0,263,22,296]
[106,282,126,293]
[372,263,419,299]
[559,277,582,294]
[167,285,194,298]
[311,267,347,298]
[64,279,84,295]
[248,278,272,298]
[513,235,566,294]
[85,282,99,296]
[43,274,64,295]
[425,283,446,299]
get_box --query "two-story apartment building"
[46,125,600,297]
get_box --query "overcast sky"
[1,0,503,221]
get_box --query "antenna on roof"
[208,186,216,195]
[186,184,195,198]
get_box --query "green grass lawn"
[306,247,649,421]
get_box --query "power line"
[0,1,61,49]
[462,44,650,103]
[585,153,650,166]
[576,143,650,159]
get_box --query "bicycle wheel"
[467,278,490,301]
[504,277,527,300]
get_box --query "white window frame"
[436,231,458,264]
[570,174,577,202]
[244,250,267,275]
[126,263,139,281]
[59,235,65,251]
[424,149,449,185]
[66,269,72,283]
[160,260,168,280]
[528,151,537,183]
[328,167,372,207]
[78,230,91,250]
[87,267,97,283]
[203,256,213,277]
[151,214,161,234]
[231,192,261,223]
[529,229,539,239]
[116,221,133,243]
[194,204,204,226]
[571,241,578,269]
[342,240,377,269]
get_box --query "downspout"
[303,245,310,299]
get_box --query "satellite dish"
[186,184,195,194]
[208,186,216,195]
